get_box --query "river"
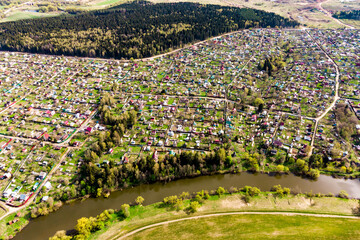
[14,172,360,240]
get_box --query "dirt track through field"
[114,211,360,240]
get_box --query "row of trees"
[79,147,235,199]
[0,1,299,59]
[30,197,62,219]
[333,10,360,20]
[49,184,352,239]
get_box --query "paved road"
[114,211,360,240]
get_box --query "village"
[0,28,359,213]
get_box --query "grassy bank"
[127,214,360,240]
[0,208,30,239]
[87,190,359,240]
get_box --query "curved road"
[115,211,360,240]
[304,29,340,155]
[318,0,355,29]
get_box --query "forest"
[333,10,360,20]
[0,1,299,59]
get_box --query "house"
[85,127,92,134]
[3,189,12,198]
[44,181,52,190]
[38,172,46,180]
[19,194,27,202]
[304,136,312,141]
[273,140,283,148]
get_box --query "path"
[114,211,360,240]
[59,109,97,145]
[0,147,70,222]
[305,29,340,156]
[3,1,33,15]
[318,0,355,29]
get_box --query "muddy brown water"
[14,173,360,240]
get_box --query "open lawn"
[94,0,128,6]
[92,193,360,240]
[0,208,30,239]
[341,19,360,28]
[322,0,360,12]
[127,214,360,240]
[0,11,60,23]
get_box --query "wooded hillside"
[0,1,299,59]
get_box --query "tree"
[295,159,308,174]
[96,188,102,198]
[216,186,226,196]
[188,201,201,213]
[271,185,290,198]
[49,230,72,240]
[113,131,121,146]
[241,186,260,197]
[75,217,92,236]
[121,204,130,218]
[225,155,233,167]
[338,190,349,199]
[254,98,264,107]
[308,168,320,179]
[135,196,145,206]
[179,192,190,200]
[276,165,284,173]
[309,154,323,168]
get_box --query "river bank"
[11,172,360,240]
[50,186,360,240]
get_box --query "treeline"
[78,145,234,199]
[49,185,353,240]
[333,10,360,20]
[0,1,299,59]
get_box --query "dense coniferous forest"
[333,10,360,20]
[0,1,299,59]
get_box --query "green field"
[128,214,360,240]
[341,19,360,28]
[94,0,127,6]
[0,11,59,23]
[91,192,360,240]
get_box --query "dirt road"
[305,29,340,155]
[318,0,355,29]
[115,211,360,240]
[0,148,70,222]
